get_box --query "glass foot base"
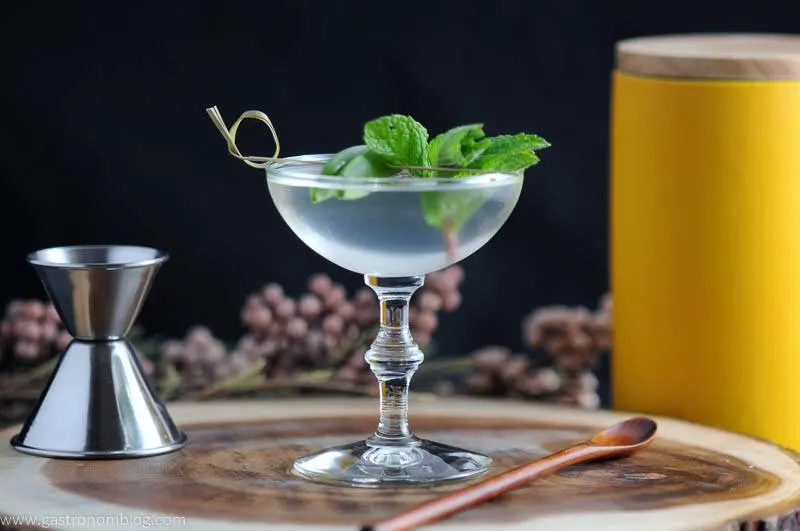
[291,437,492,487]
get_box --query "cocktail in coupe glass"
[265,155,525,487]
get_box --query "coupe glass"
[266,155,524,487]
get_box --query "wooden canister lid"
[616,33,800,80]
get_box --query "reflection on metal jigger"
[10,245,187,459]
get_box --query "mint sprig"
[420,130,551,242]
[318,114,549,182]
[315,114,549,257]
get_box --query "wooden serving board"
[0,397,799,531]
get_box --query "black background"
[1,1,798,385]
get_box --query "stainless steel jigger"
[10,245,187,459]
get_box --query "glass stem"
[364,275,425,446]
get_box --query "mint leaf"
[363,115,429,169]
[310,187,341,203]
[421,190,487,230]
[310,186,372,203]
[428,124,491,170]
[321,144,394,179]
[339,150,393,179]
[312,145,392,203]
[468,133,550,172]
[322,145,370,175]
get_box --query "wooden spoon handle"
[362,443,602,531]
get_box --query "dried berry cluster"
[410,266,464,347]
[239,275,372,379]
[0,300,71,367]
[160,326,233,391]
[158,266,466,393]
[0,270,614,425]
[464,294,611,408]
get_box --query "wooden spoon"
[361,416,658,531]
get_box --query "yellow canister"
[611,34,800,449]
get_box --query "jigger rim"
[27,244,169,270]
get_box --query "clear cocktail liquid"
[267,166,522,276]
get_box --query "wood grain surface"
[0,397,799,530]
[616,33,800,80]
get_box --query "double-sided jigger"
[10,245,186,458]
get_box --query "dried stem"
[415,356,475,375]
[197,378,373,400]
[195,359,267,398]
[194,355,475,400]
[442,220,459,261]
[0,389,44,401]
[329,325,378,365]
[0,357,59,395]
